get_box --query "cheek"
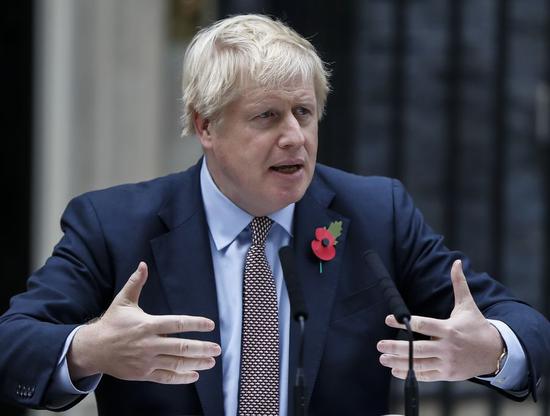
[305,125,318,147]
[306,135,318,160]
[309,139,318,155]
[212,145,249,187]
[217,138,250,167]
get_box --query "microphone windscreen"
[363,250,411,324]
[279,246,309,321]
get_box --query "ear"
[193,111,213,149]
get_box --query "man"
[0,14,549,416]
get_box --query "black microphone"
[279,246,308,416]
[279,246,308,321]
[363,251,411,323]
[363,250,419,416]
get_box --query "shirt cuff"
[46,325,102,408]
[477,319,529,395]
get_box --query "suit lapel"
[288,174,350,412]
[148,163,349,415]
[150,164,224,416]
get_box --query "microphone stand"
[295,314,306,416]
[278,246,308,416]
[403,317,418,416]
[362,250,419,416]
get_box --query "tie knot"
[249,216,273,246]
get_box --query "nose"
[277,113,306,148]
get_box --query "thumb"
[451,259,474,308]
[116,262,148,305]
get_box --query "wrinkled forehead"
[221,78,317,115]
[230,73,317,105]
[243,71,315,93]
[243,82,316,103]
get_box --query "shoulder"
[65,163,200,221]
[86,171,188,206]
[313,163,405,202]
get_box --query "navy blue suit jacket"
[1,162,549,415]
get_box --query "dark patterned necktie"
[238,216,280,416]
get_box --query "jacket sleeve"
[0,194,114,410]
[390,178,550,401]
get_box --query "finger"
[385,314,448,338]
[155,355,216,373]
[150,315,216,335]
[379,354,441,373]
[146,369,199,384]
[391,369,441,382]
[451,259,473,306]
[116,262,148,305]
[158,337,222,358]
[377,340,438,358]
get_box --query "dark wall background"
[1,2,33,416]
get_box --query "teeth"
[273,165,299,173]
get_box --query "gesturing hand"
[68,262,221,384]
[377,260,504,381]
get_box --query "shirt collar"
[200,158,294,251]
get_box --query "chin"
[279,188,307,207]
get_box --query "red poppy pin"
[311,220,342,273]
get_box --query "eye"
[294,106,312,117]
[257,110,276,119]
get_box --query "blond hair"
[181,14,331,136]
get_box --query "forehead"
[235,82,317,110]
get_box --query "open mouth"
[270,164,302,174]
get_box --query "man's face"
[197,82,318,216]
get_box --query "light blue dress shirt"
[199,158,292,416]
[48,159,528,412]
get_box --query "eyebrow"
[251,93,316,106]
